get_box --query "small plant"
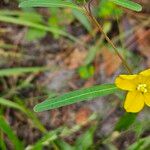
[18,0,148,114]
[1,0,149,149]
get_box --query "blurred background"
[0,0,150,149]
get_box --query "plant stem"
[83,5,133,74]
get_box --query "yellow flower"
[115,69,150,113]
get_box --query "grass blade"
[111,0,142,12]
[26,130,60,150]
[0,14,76,41]
[0,98,46,132]
[72,9,92,32]
[127,136,150,150]
[34,84,118,112]
[0,97,26,113]
[0,116,24,150]
[115,113,137,131]
[0,67,46,77]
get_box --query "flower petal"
[140,69,150,76]
[124,91,145,113]
[115,75,137,91]
[144,93,150,107]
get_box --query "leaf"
[0,97,46,132]
[0,116,24,150]
[0,67,46,77]
[25,28,46,41]
[115,113,137,131]
[75,125,96,150]
[78,65,94,79]
[0,136,7,150]
[111,0,142,12]
[0,13,76,41]
[127,136,150,150]
[0,97,26,113]
[55,139,74,150]
[27,131,59,150]
[72,9,91,32]
[34,84,118,112]
[19,0,80,10]
[98,0,123,18]
[18,11,43,23]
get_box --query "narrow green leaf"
[0,97,46,133]
[72,9,91,32]
[0,14,76,41]
[0,116,24,150]
[28,132,58,150]
[55,139,74,150]
[26,128,63,150]
[19,0,80,10]
[0,97,26,113]
[0,67,46,77]
[75,125,96,149]
[34,84,118,112]
[111,0,142,12]
[115,113,137,131]
[0,135,7,150]
[127,136,150,150]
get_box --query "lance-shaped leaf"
[34,84,118,112]
[19,0,80,10]
[111,0,142,12]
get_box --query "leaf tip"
[137,5,142,12]
[33,105,40,112]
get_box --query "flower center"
[137,84,148,93]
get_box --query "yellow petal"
[115,75,137,91]
[124,91,145,113]
[140,69,150,76]
[144,93,150,107]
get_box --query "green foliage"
[115,113,137,131]
[20,0,92,32]
[55,125,96,150]
[34,84,118,112]
[0,97,26,113]
[0,11,76,41]
[18,11,43,23]
[18,11,47,41]
[55,139,74,150]
[127,136,150,150]
[72,9,92,32]
[0,67,46,77]
[0,133,7,150]
[0,97,46,132]
[98,0,123,18]
[0,0,146,149]
[47,7,74,38]
[111,0,142,12]
[0,116,24,150]
[19,0,80,10]
[25,28,47,41]
[75,125,96,150]
[26,130,61,150]
[78,65,94,79]
[19,0,142,12]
